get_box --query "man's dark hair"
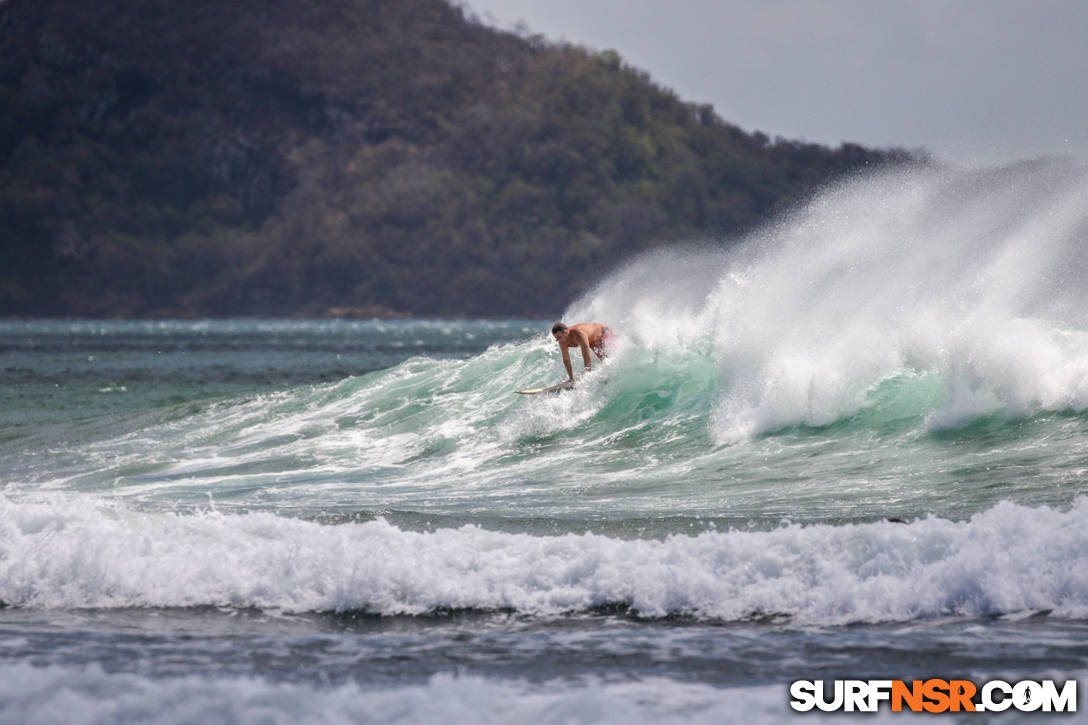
[551,322,567,334]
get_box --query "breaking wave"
[4,493,1088,624]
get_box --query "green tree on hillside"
[0,0,923,317]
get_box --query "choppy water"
[4,159,1088,723]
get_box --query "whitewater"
[3,159,1088,723]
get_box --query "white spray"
[570,159,1088,440]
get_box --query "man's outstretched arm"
[561,345,574,380]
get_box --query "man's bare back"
[551,322,614,381]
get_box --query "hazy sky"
[463,0,1088,166]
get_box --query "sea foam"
[570,160,1088,439]
[4,493,1088,624]
[0,662,920,725]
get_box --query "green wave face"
[5,161,1088,533]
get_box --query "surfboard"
[516,381,574,395]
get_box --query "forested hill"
[0,0,923,318]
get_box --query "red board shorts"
[592,327,614,359]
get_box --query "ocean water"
[4,159,1088,723]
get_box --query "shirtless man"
[551,322,613,381]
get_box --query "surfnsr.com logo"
[790,679,1077,713]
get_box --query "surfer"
[552,322,613,381]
